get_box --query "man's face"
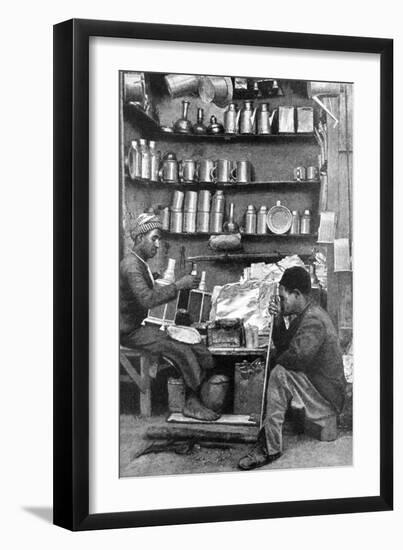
[139,229,161,259]
[278,285,298,316]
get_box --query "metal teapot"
[256,103,277,135]
[237,101,258,134]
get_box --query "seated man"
[120,213,219,421]
[238,266,346,470]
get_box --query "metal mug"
[293,166,306,181]
[306,166,319,181]
[179,159,198,183]
[198,159,215,183]
[159,159,179,183]
[212,159,233,183]
[231,160,252,183]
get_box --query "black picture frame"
[53,18,393,531]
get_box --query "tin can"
[167,377,186,413]
[210,211,224,233]
[245,205,256,234]
[184,191,198,211]
[197,190,211,212]
[196,211,210,233]
[300,209,312,234]
[170,209,183,233]
[171,190,184,210]
[161,207,170,230]
[139,139,151,180]
[257,205,267,234]
[183,211,196,233]
[211,190,225,212]
[306,166,319,181]
[290,210,300,234]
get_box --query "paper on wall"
[334,238,352,271]
[318,211,336,243]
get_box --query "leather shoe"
[238,442,281,470]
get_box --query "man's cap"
[130,213,162,238]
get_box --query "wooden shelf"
[208,347,266,356]
[165,231,317,239]
[126,175,320,192]
[186,252,314,263]
[153,132,317,143]
[124,102,317,143]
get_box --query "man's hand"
[175,274,200,290]
[268,295,281,317]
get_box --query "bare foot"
[183,395,221,421]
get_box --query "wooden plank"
[337,152,351,239]
[146,424,259,443]
[338,85,348,151]
[208,347,266,356]
[167,412,257,426]
[338,272,353,330]
[119,352,145,392]
[326,111,340,212]
[326,244,339,330]
[140,356,152,416]
[346,84,353,152]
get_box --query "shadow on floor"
[22,506,53,524]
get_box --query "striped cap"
[130,213,162,239]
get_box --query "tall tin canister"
[183,210,196,233]
[257,205,267,234]
[245,205,257,234]
[170,209,183,233]
[167,377,186,412]
[161,207,170,231]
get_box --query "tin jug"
[237,101,258,134]
[159,152,179,183]
[224,102,238,134]
[256,103,277,135]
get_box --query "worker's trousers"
[263,365,336,455]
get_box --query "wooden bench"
[120,347,154,416]
[120,346,178,416]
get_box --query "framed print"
[53,19,393,530]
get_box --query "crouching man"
[120,213,219,421]
[238,266,346,470]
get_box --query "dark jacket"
[273,302,346,412]
[120,251,178,335]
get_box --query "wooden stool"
[120,346,154,416]
[288,406,338,442]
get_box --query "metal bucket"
[198,76,233,107]
[165,74,200,98]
